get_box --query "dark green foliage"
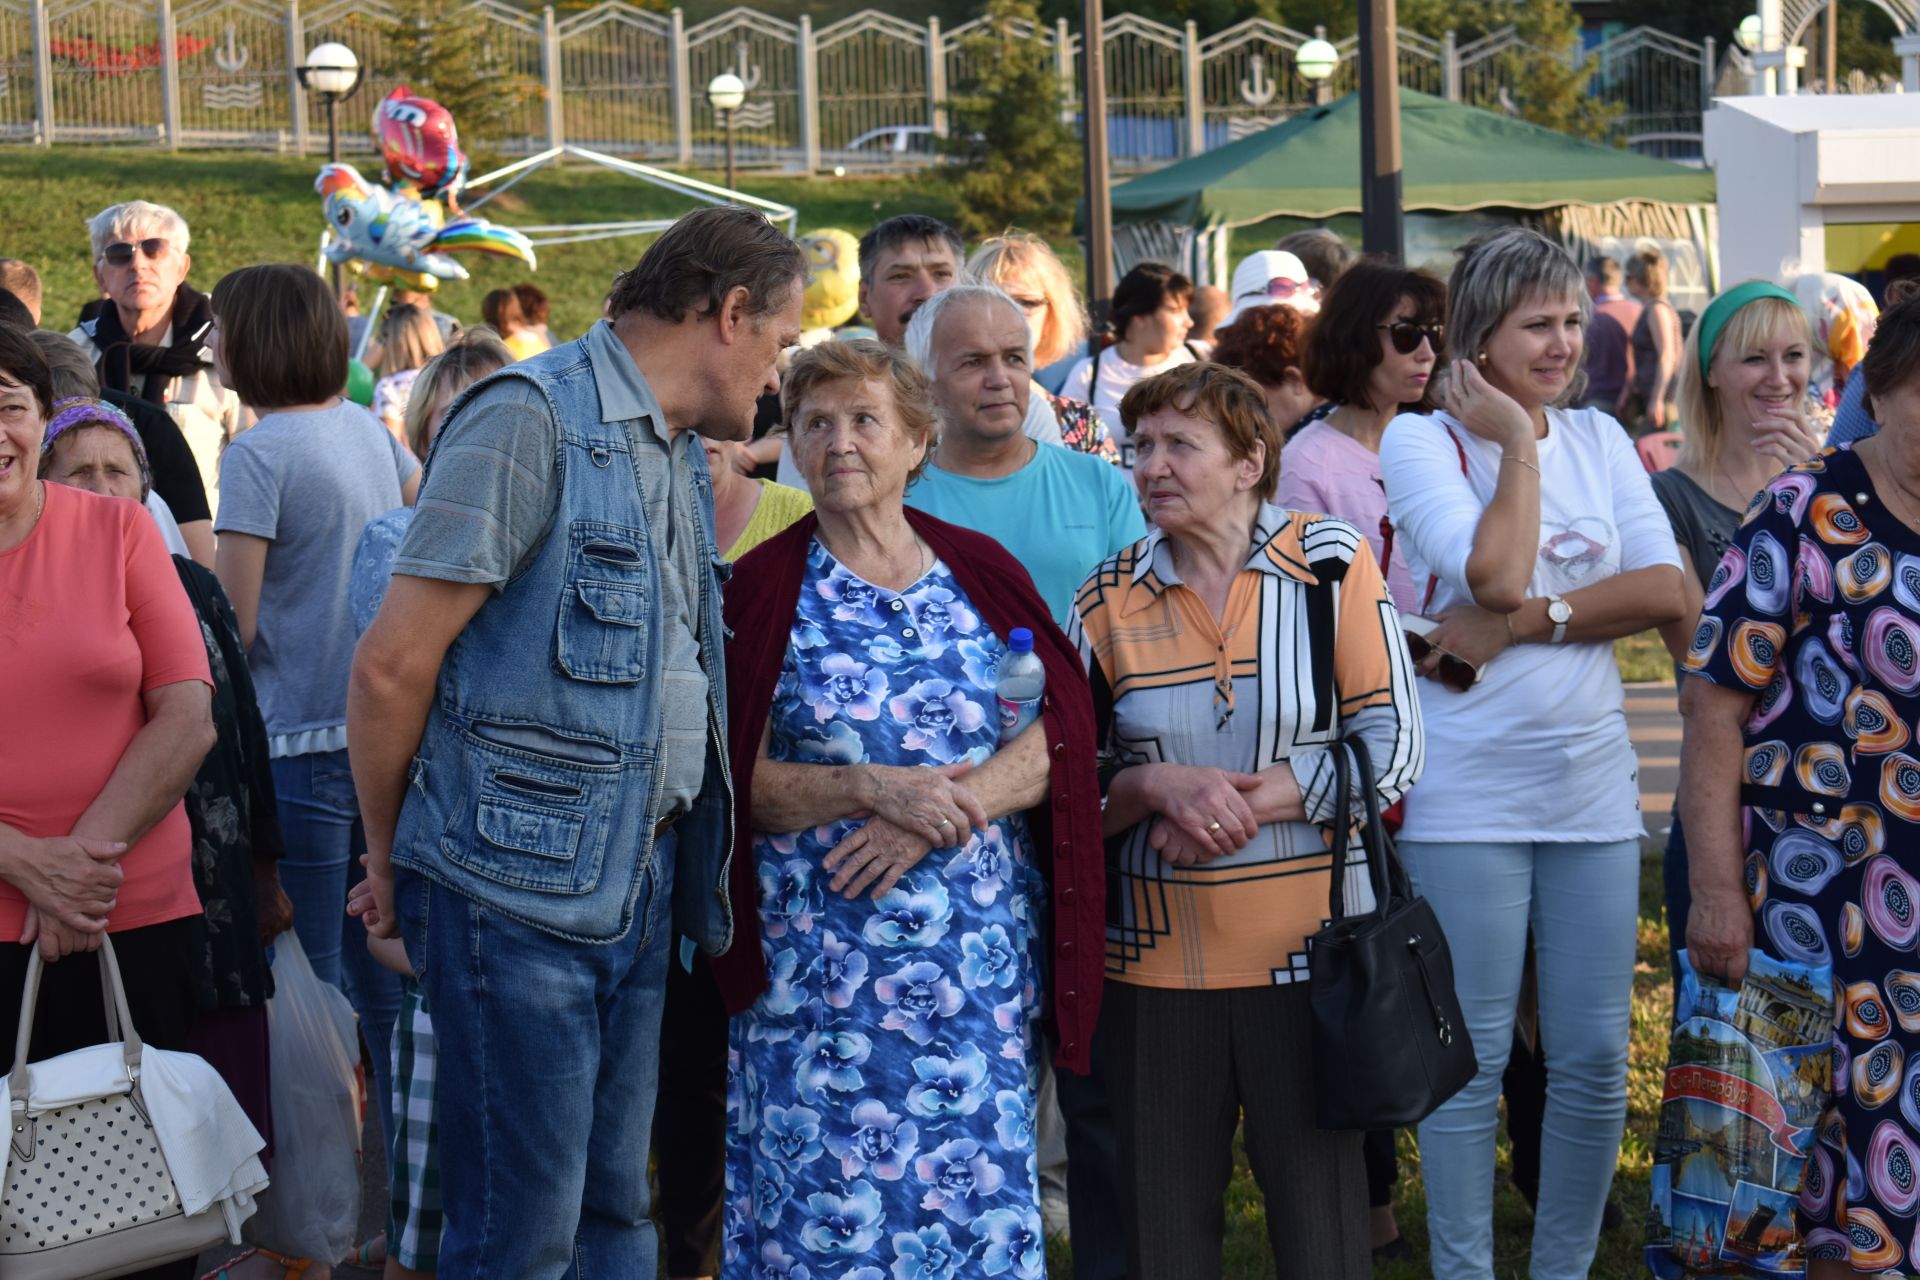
[942,0,1084,238]
[379,0,540,149]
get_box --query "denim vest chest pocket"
[441,719,629,896]
[556,518,654,683]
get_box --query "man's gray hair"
[1447,227,1593,407]
[86,200,191,262]
[902,282,1032,378]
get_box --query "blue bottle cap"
[1009,627,1034,652]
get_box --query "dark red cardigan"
[710,509,1106,1073]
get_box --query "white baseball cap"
[1227,250,1322,325]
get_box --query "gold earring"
[1476,352,1489,369]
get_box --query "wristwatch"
[1547,595,1573,644]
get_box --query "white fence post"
[30,0,52,146]
[541,4,563,151]
[1182,20,1203,156]
[1702,34,1717,108]
[670,7,691,165]
[797,13,820,172]
[1442,29,1460,100]
[158,0,181,148]
[927,16,946,138]
[287,0,308,153]
[1056,17,1073,128]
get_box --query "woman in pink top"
[0,327,212,1141]
[1279,260,1446,614]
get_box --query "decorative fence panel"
[45,0,164,140]
[174,0,286,144]
[685,7,799,168]
[556,1,672,156]
[3,4,1859,165]
[0,0,38,140]
[814,11,927,165]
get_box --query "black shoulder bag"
[1308,735,1476,1130]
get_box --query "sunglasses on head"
[1247,277,1320,303]
[1378,321,1443,356]
[101,239,170,267]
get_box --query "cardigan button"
[1061,886,1075,901]
[1061,940,1075,956]
[1064,1040,1078,1054]
[1062,989,1077,1003]
[1052,742,1066,759]
[1058,842,1071,858]
[1055,792,1069,809]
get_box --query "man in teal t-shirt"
[903,284,1145,625]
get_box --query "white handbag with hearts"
[0,937,267,1279]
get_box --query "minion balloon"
[800,229,861,341]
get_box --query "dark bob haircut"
[1210,303,1309,390]
[210,264,348,411]
[1863,294,1920,417]
[608,205,807,326]
[857,214,965,281]
[0,322,54,422]
[1302,258,1446,412]
[1107,262,1193,343]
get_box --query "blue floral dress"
[723,539,1048,1280]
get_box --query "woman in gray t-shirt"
[1651,282,1824,982]
[209,266,419,1182]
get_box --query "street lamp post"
[299,41,362,298]
[1081,0,1114,340]
[1356,0,1404,260]
[1296,35,1337,107]
[707,73,746,192]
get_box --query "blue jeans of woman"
[1398,838,1641,1280]
[270,746,404,1165]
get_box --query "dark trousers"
[1663,814,1692,997]
[1052,1025,1129,1280]
[652,949,727,1278]
[0,917,200,1280]
[1104,981,1368,1280]
[1363,1128,1398,1208]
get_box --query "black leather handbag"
[1308,735,1477,1130]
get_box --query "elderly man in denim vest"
[348,206,806,1277]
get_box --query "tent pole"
[1358,0,1404,261]
[1082,0,1115,343]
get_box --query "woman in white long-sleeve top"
[1378,227,1686,1280]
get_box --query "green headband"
[1695,281,1802,382]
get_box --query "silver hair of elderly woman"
[901,280,1034,377]
[1444,226,1594,408]
[85,200,192,263]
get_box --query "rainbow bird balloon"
[316,162,535,293]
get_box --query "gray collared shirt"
[393,320,711,813]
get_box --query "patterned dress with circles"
[1688,447,1920,1271]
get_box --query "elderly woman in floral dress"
[710,339,1105,1280]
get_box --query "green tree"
[942,0,1084,238]
[379,0,539,151]
[1497,0,1623,141]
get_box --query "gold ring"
[1206,821,1222,833]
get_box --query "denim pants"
[270,747,405,1159]
[396,831,676,1279]
[1398,838,1640,1280]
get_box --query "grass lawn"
[0,148,980,341]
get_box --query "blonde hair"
[377,303,446,378]
[1626,248,1669,300]
[967,233,1087,368]
[404,331,513,460]
[1676,292,1814,472]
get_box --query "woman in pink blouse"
[1277,259,1446,614]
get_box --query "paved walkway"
[1628,681,1682,844]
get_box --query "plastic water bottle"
[996,628,1045,744]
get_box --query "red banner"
[1667,1064,1805,1155]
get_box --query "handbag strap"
[1324,735,1399,924]
[8,936,144,1108]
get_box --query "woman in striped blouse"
[1069,361,1424,1280]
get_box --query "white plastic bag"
[244,930,363,1263]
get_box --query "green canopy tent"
[1105,89,1719,312]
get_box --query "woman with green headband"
[1679,294,1920,1278]
[1651,281,1821,990]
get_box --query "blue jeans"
[1399,839,1641,1280]
[395,830,676,1278]
[270,748,404,1162]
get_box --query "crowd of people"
[2,190,1919,1280]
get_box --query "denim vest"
[391,337,735,950]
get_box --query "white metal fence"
[0,2,1726,163]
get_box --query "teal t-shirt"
[907,442,1147,626]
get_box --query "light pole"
[707,72,746,193]
[299,41,362,297]
[1081,0,1114,341]
[1356,0,1404,260]
[1296,35,1338,107]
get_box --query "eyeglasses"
[1243,277,1321,304]
[1378,321,1444,356]
[101,239,171,267]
